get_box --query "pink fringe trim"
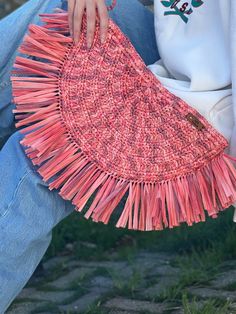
[10,10,236,231]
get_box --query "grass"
[154,284,187,303]
[223,281,236,291]
[106,266,144,297]
[45,204,236,263]
[174,246,223,287]
[149,233,236,304]
[181,293,233,314]
[81,304,107,314]
[33,204,236,312]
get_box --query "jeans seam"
[2,169,36,218]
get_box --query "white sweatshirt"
[147,0,236,218]
[147,0,233,147]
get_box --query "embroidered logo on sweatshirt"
[160,0,204,23]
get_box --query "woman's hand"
[68,0,109,48]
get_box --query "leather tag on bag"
[185,113,205,130]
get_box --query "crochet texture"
[10,4,236,231]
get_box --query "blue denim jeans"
[0,0,159,312]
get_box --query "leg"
[0,1,75,312]
[0,0,63,148]
[0,133,75,313]
[108,0,160,65]
[61,0,160,65]
[0,1,159,311]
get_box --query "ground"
[6,248,236,313]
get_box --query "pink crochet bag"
[10,0,236,231]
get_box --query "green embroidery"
[160,0,204,23]
[192,0,204,7]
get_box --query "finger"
[86,0,96,48]
[68,0,76,38]
[73,0,86,44]
[96,1,109,44]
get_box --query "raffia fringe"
[10,9,236,231]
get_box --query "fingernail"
[101,35,106,44]
[87,40,92,49]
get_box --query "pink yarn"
[10,6,236,231]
